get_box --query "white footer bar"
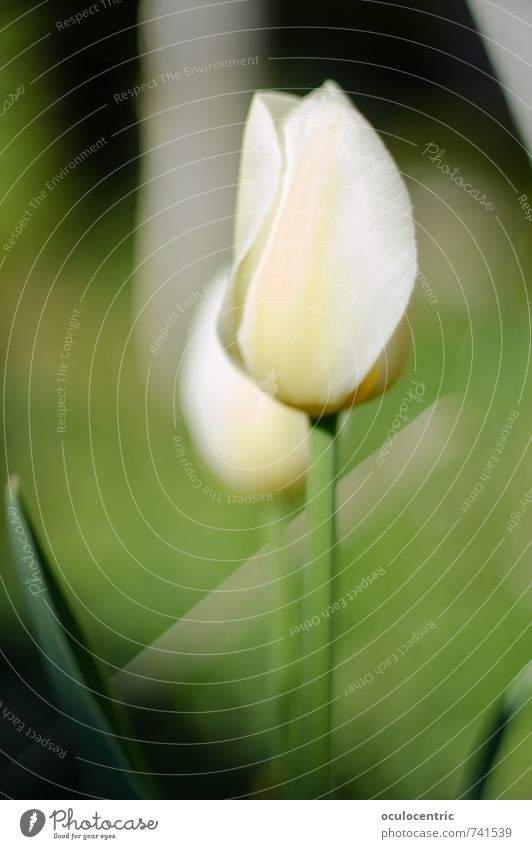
[1,799,530,848]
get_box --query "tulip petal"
[362,312,413,402]
[224,80,417,415]
[234,91,299,262]
[219,91,298,353]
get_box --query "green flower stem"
[301,414,338,798]
[261,499,292,795]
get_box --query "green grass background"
[1,12,531,797]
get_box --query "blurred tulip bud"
[179,280,309,494]
[218,80,417,416]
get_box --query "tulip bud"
[179,280,309,494]
[218,80,417,416]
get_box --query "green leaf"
[504,661,532,716]
[465,662,532,799]
[4,476,156,799]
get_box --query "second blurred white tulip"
[180,280,309,495]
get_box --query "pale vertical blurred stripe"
[468,0,532,156]
[135,0,267,387]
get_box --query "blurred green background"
[0,0,530,799]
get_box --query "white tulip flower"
[218,80,417,416]
[179,281,309,494]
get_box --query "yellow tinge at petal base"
[219,80,417,415]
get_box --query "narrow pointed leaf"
[4,476,155,798]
